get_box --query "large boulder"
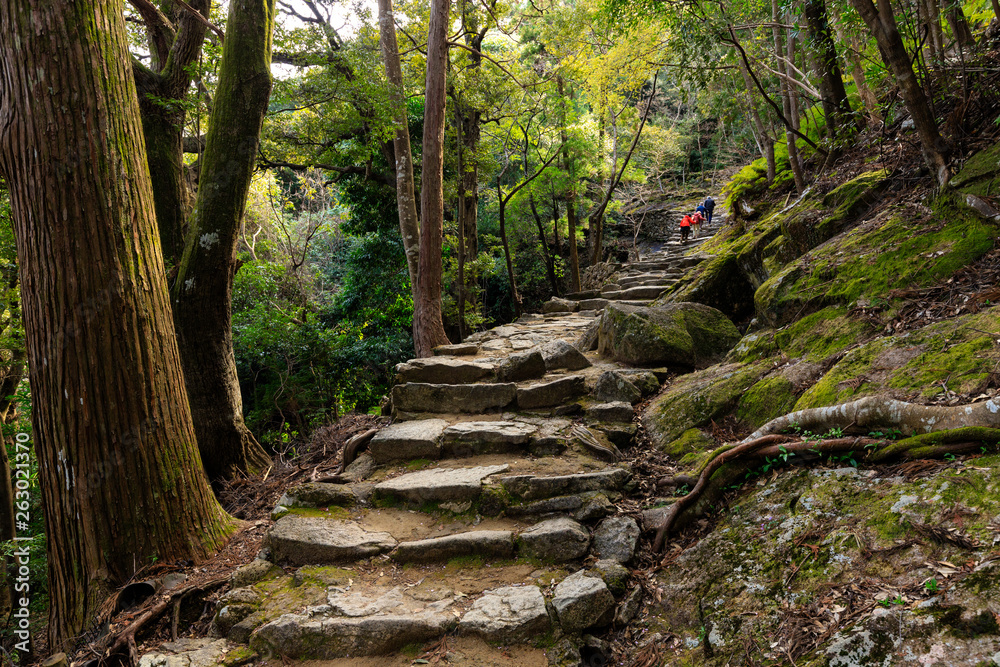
[597,302,740,367]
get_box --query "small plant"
[943,452,956,461]
[778,445,793,462]
[676,484,690,496]
[925,578,939,593]
[825,427,844,438]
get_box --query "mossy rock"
[642,361,772,446]
[735,374,798,428]
[660,427,716,458]
[755,192,1000,327]
[949,140,1000,198]
[794,306,1000,409]
[774,306,878,362]
[726,329,779,364]
[597,302,741,367]
[662,253,757,321]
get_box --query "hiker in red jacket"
[680,214,692,243]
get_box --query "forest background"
[0,0,997,654]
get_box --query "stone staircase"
[140,218,723,666]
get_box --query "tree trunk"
[414,0,452,357]
[850,0,951,185]
[737,56,776,182]
[378,0,420,289]
[497,182,522,317]
[803,0,855,140]
[834,17,882,123]
[133,0,211,269]
[558,76,582,292]
[944,0,976,50]
[773,0,806,193]
[171,0,275,481]
[530,194,559,295]
[0,0,233,648]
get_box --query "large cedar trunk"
[414,0,452,357]
[850,0,951,185]
[0,1,233,647]
[557,76,582,292]
[171,0,275,480]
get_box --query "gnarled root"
[652,396,1000,553]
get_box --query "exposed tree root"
[653,396,1000,553]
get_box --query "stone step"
[392,382,516,414]
[600,285,671,300]
[267,516,397,565]
[394,358,494,384]
[390,529,515,563]
[373,464,510,505]
[498,468,631,502]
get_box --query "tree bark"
[378,0,420,288]
[557,76,582,293]
[414,0,452,357]
[530,195,560,295]
[803,0,855,140]
[0,0,233,647]
[850,0,951,185]
[133,0,211,269]
[171,0,275,481]
[737,56,776,182]
[773,0,806,193]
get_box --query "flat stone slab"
[433,343,480,356]
[278,482,357,508]
[501,468,631,501]
[251,611,451,658]
[578,298,610,311]
[585,401,635,423]
[392,383,517,414]
[459,586,551,643]
[441,421,537,457]
[391,530,515,563]
[374,465,510,504]
[395,358,493,384]
[369,419,449,463]
[139,639,231,667]
[552,571,615,632]
[516,375,588,409]
[517,517,590,562]
[267,516,396,565]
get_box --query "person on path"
[704,196,715,224]
[680,213,692,243]
[691,210,704,238]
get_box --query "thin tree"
[0,0,233,647]
[414,0,453,356]
[849,0,951,185]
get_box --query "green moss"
[795,307,1000,410]
[218,646,257,667]
[735,375,798,428]
[644,361,772,445]
[293,565,353,587]
[661,428,716,458]
[478,483,512,516]
[726,330,779,364]
[759,191,999,326]
[286,506,351,520]
[775,306,876,361]
[950,141,1000,197]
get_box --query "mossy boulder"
[949,140,1000,198]
[735,374,798,428]
[794,306,1000,410]
[662,253,758,320]
[642,361,772,445]
[597,302,741,367]
[774,305,878,362]
[659,427,716,458]
[645,455,1000,666]
[755,193,1000,327]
